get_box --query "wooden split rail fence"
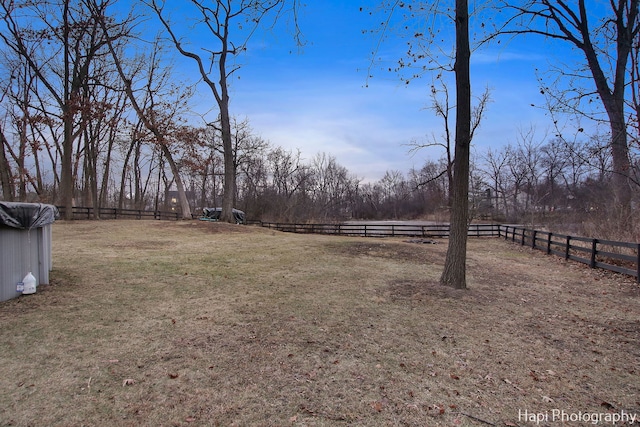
[258,222,501,238]
[500,225,640,283]
[57,206,181,220]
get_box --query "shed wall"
[0,224,53,302]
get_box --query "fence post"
[565,235,571,260]
[531,230,537,249]
[590,239,598,268]
[546,232,552,255]
[521,228,526,246]
[637,243,640,284]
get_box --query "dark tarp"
[202,207,245,224]
[0,202,59,229]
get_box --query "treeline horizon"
[5,115,637,241]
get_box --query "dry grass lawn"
[0,220,639,426]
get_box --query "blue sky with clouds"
[181,1,571,182]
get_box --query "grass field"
[1,220,639,426]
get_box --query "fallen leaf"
[122,378,136,386]
[168,373,179,379]
[601,401,615,410]
[371,401,383,412]
[542,395,554,403]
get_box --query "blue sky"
[179,1,569,182]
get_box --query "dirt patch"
[383,279,470,301]
[169,219,257,234]
[107,240,176,250]
[329,240,446,265]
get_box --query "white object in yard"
[22,272,36,295]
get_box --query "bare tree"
[409,81,491,207]
[90,0,194,218]
[264,147,311,221]
[366,0,485,288]
[0,124,14,200]
[146,0,301,223]
[0,0,128,218]
[309,153,358,220]
[439,0,472,289]
[480,145,512,219]
[500,0,639,212]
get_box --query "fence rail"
[500,225,639,283]
[57,206,180,220]
[259,222,501,238]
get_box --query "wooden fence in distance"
[258,221,501,238]
[57,206,180,220]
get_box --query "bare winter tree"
[90,0,195,219]
[499,0,640,213]
[480,145,512,219]
[437,0,473,289]
[146,0,301,223]
[409,80,491,208]
[366,0,487,288]
[0,0,117,218]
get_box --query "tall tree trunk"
[440,0,471,289]
[220,98,236,222]
[579,0,634,210]
[0,129,14,201]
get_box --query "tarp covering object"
[202,207,245,224]
[0,202,59,229]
